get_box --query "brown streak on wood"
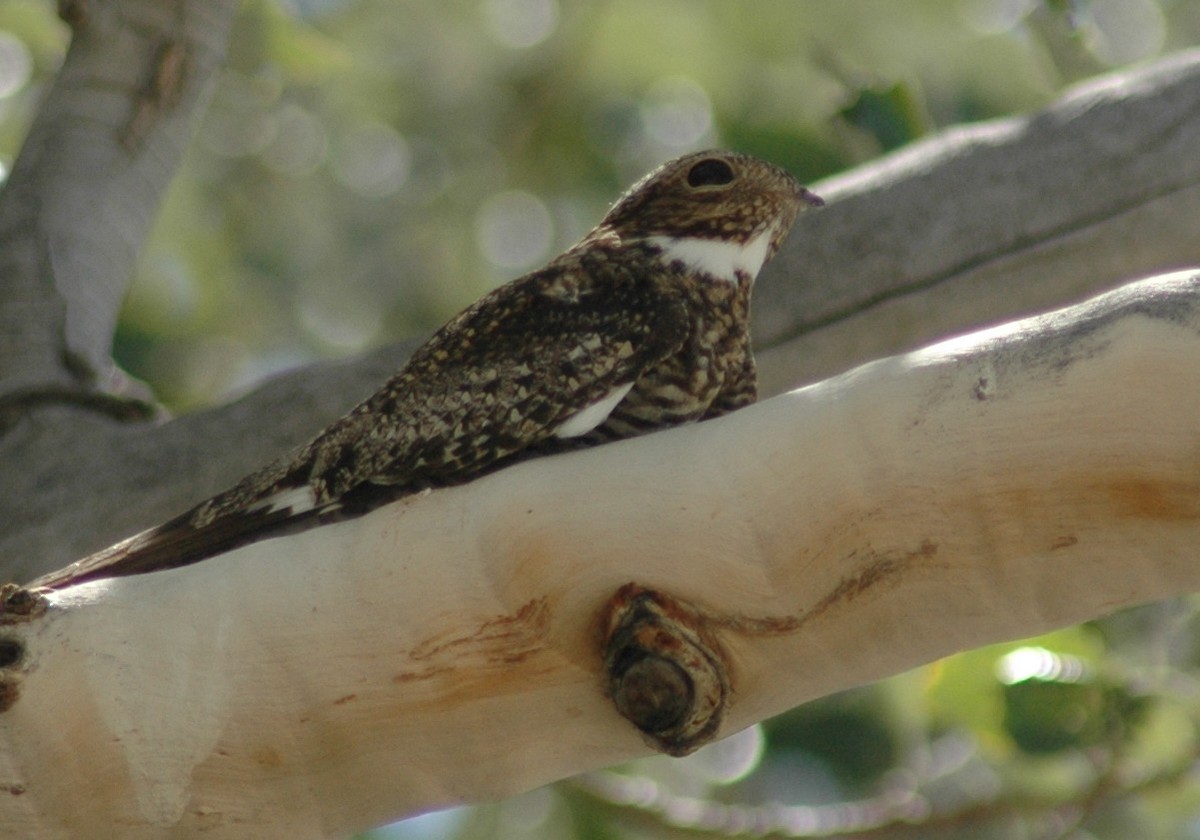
[1106,478,1200,521]
[0,675,18,712]
[390,661,563,718]
[408,597,550,664]
[120,40,189,153]
[384,596,579,719]
[790,542,927,625]
[251,746,282,768]
[392,665,452,684]
[714,540,937,636]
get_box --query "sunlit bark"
[2,270,1198,837]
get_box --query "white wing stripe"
[255,486,318,516]
[553,382,635,438]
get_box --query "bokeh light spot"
[372,806,470,839]
[958,0,1034,35]
[0,32,31,99]
[261,104,328,177]
[475,189,554,272]
[296,275,384,352]
[678,723,765,785]
[482,0,560,49]
[1084,0,1165,66]
[640,76,714,150]
[332,122,412,198]
[997,646,1089,685]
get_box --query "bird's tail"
[28,488,327,591]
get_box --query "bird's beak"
[798,186,825,208]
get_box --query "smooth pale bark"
[2,270,1198,839]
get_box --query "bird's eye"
[686,158,735,188]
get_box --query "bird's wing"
[31,260,690,590]
[297,258,691,502]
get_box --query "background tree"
[2,1,1200,838]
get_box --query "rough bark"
[2,270,1198,838]
[3,50,1200,582]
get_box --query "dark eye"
[686,158,735,187]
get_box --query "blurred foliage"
[2,1,1200,838]
[6,0,1200,409]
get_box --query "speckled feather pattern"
[33,150,821,589]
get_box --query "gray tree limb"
[0,0,243,580]
[0,0,240,391]
[755,48,1200,391]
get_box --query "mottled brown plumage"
[33,150,821,589]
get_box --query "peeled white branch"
[2,270,1199,838]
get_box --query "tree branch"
[0,0,239,393]
[2,270,1198,838]
[754,48,1200,391]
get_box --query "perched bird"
[33,150,822,590]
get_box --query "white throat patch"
[645,228,774,283]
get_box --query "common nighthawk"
[33,150,822,590]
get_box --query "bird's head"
[597,150,823,281]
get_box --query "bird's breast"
[590,283,751,439]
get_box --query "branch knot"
[601,584,730,756]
